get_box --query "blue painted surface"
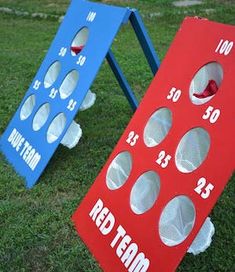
[130,9,160,74]
[0,0,160,188]
[106,10,160,111]
[0,0,129,188]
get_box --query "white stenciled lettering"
[121,243,138,268]
[89,198,104,220]
[28,153,41,171]
[89,199,115,235]
[25,148,36,164]
[117,235,132,257]
[96,207,109,228]
[20,141,29,156]
[16,137,25,152]
[8,128,17,143]
[20,141,41,171]
[128,252,150,272]
[111,225,150,271]
[22,144,32,160]
[89,199,150,271]
[111,225,126,248]
[99,213,115,235]
[8,128,41,171]
[8,128,25,152]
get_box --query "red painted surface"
[193,80,218,98]
[71,45,84,55]
[72,17,235,271]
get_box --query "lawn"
[0,0,234,271]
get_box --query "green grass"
[0,0,234,271]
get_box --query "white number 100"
[86,11,96,22]
[215,39,233,56]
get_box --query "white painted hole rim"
[130,170,161,215]
[59,70,79,99]
[143,107,172,147]
[159,195,196,247]
[20,94,36,121]
[106,151,133,190]
[32,103,50,131]
[175,127,210,173]
[47,113,66,144]
[189,61,223,105]
[71,27,89,56]
[44,61,61,89]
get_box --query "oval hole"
[32,103,50,131]
[189,62,223,105]
[47,113,66,144]
[159,195,196,246]
[44,61,61,89]
[130,171,160,214]
[20,95,36,121]
[59,70,79,99]
[106,151,132,190]
[71,27,89,56]
[175,127,210,173]
[143,107,172,147]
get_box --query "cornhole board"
[72,17,235,271]
[0,0,159,188]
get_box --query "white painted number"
[126,131,139,147]
[194,177,214,199]
[202,106,221,124]
[167,87,182,102]
[33,80,41,90]
[67,99,77,111]
[86,11,96,22]
[49,88,58,99]
[77,55,86,66]
[156,150,172,169]
[59,47,67,57]
[215,39,233,56]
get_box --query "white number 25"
[194,177,214,199]
[126,131,139,147]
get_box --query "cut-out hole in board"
[189,62,223,105]
[130,171,160,215]
[175,127,210,173]
[159,195,196,247]
[32,103,50,131]
[20,95,36,121]
[59,70,79,99]
[71,27,89,56]
[143,107,172,147]
[47,113,66,144]
[106,151,132,190]
[44,61,61,89]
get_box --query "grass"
[0,0,234,271]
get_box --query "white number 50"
[167,87,182,103]
[202,106,220,124]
